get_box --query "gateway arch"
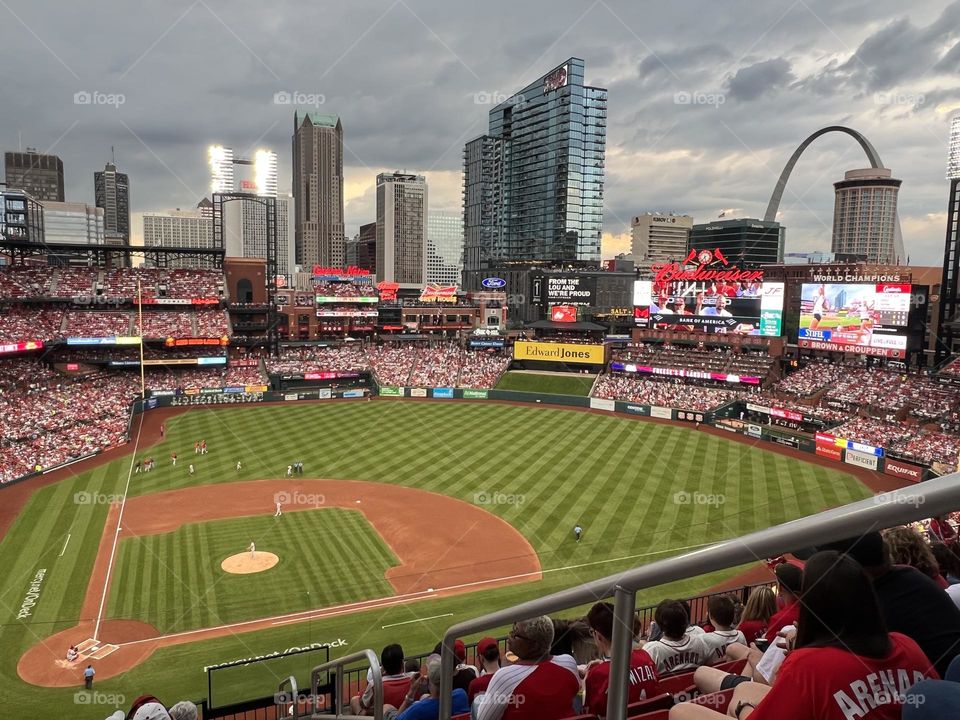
[763,126,885,222]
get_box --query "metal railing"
[437,472,960,720]
[309,649,383,720]
[277,676,299,719]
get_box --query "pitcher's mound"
[221,552,279,574]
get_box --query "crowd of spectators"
[265,345,370,375]
[63,310,132,337]
[593,374,744,411]
[0,305,64,342]
[313,280,377,297]
[459,351,510,389]
[942,356,960,377]
[367,345,418,386]
[193,309,230,337]
[612,344,775,379]
[0,267,52,298]
[408,345,462,387]
[139,312,195,338]
[831,415,913,449]
[773,360,850,397]
[0,360,140,483]
[223,364,266,386]
[891,431,960,469]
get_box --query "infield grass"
[106,510,397,634]
[0,400,873,717]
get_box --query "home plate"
[75,638,99,655]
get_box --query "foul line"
[115,540,716,647]
[58,533,72,558]
[382,613,453,629]
[93,411,146,641]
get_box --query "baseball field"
[0,399,874,717]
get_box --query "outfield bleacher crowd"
[593,374,744,411]
[313,281,377,298]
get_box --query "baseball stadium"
[1,257,959,720]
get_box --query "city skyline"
[0,1,959,265]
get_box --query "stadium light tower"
[936,114,960,362]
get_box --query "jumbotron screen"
[633,279,784,336]
[797,282,911,358]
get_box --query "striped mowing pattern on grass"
[106,509,397,634]
[0,401,872,718]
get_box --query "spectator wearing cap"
[350,643,413,716]
[468,637,501,704]
[167,701,198,720]
[475,615,580,720]
[584,602,658,717]
[384,656,469,720]
[119,695,171,720]
[824,531,960,678]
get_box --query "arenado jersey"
[747,633,936,720]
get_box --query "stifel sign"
[652,248,764,285]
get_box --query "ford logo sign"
[482,277,506,289]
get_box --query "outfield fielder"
[275,502,283,517]
[574,524,583,543]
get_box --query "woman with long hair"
[670,551,937,720]
[735,586,777,646]
[884,526,949,588]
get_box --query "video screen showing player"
[798,283,886,349]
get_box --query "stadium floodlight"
[949,114,960,180]
[254,149,278,197]
[208,145,234,194]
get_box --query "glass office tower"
[463,58,606,272]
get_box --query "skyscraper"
[292,112,345,268]
[689,218,784,266]
[936,115,960,361]
[376,172,427,284]
[463,58,606,273]
[4,150,64,201]
[94,162,130,243]
[630,213,693,262]
[142,209,216,269]
[427,211,464,285]
[831,168,903,263]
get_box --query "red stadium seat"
[652,671,697,696]
[558,715,598,720]
[712,658,747,675]
[631,711,670,720]
[626,691,674,716]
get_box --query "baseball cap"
[477,637,499,658]
[774,562,803,594]
[133,704,171,720]
[453,639,466,662]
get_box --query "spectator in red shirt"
[735,586,776,646]
[349,643,413,715]
[583,601,658,717]
[671,551,938,720]
[722,562,801,681]
[930,515,957,544]
[468,637,502,704]
[474,615,579,720]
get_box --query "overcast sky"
[2,0,958,265]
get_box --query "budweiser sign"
[312,265,371,277]
[652,248,764,286]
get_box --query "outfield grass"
[106,510,397,633]
[0,401,872,717]
[799,313,864,330]
[495,371,597,396]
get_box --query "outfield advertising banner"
[513,341,605,365]
[342,389,365,398]
[815,443,843,461]
[432,388,454,398]
[650,406,672,419]
[883,458,924,483]
[318,389,333,399]
[410,388,428,397]
[379,387,403,396]
[462,389,489,399]
[845,448,879,471]
[589,397,616,411]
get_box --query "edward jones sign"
[513,341,605,365]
